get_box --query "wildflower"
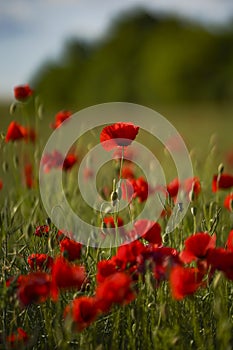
[64,296,99,331]
[96,259,118,283]
[167,178,180,198]
[6,327,29,348]
[27,253,54,271]
[207,248,233,280]
[134,219,162,245]
[212,173,233,192]
[180,232,216,264]
[224,193,233,212]
[184,176,201,198]
[14,84,33,101]
[63,154,78,171]
[51,110,72,129]
[121,164,135,179]
[0,179,3,190]
[130,176,149,202]
[17,272,51,307]
[51,257,86,300]
[41,150,64,173]
[22,126,36,143]
[60,238,82,261]
[149,246,181,283]
[226,230,233,251]
[95,272,135,312]
[100,122,139,151]
[34,225,50,237]
[83,167,94,181]
[24,163,34,189]
[5,121,24,142]
[115,240,146,270]
[170,265,204,300]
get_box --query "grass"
[1,96,233,349]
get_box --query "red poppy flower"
[184,176,201,198]
[51,257,86,300]
[95,272,135,312]
[212,173,233,192]
[115,240,146,270]
[226,230,233,252]
[121,164,135,179]
[24,163,34,189]
[5,121,25,142]
[0,180,3,190]
[167,178,180,198]
[27,253,54,271]
[60,238,82,261]
[51,110,72,129]
[6,328,29,348]
[96,259,118,283]
[207,248,233,280]
[180,232,216,263]
[63,154,78,171]
[226,150,233,169]
[134,219,162,245]
[100,122,139,151]
[64,296,99,331]
[17,272,51,307]
[34,225,50,237]
[130,176,149,202]
[14,84,33,101]
[83,167,94,181]
[224,193,233,212]
[103,216,124,228]
[149,246,181,282]
[101,216,125,237]
[41,150,64,173]
[169,265,204,300]
[22,126,37,143]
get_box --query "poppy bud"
[9,102,17,115]
[218,163,224,175]
[191,207,197,217]
[111,191,118,206]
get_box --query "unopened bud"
[111,191,118,206]
[46,217,51,226]
[2,161,8,173]
[9,102,17,115]
[38,104,44,120]
[189,189,195,202]
[218,163,224,175]
[191,207,197,217]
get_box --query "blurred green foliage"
[32,10,233,110]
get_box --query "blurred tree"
[32,9,233,111]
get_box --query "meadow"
[1,86,233,350]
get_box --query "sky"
[1,0,233,99]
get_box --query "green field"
[1,91,233,350]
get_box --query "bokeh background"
[1,0,233,157]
